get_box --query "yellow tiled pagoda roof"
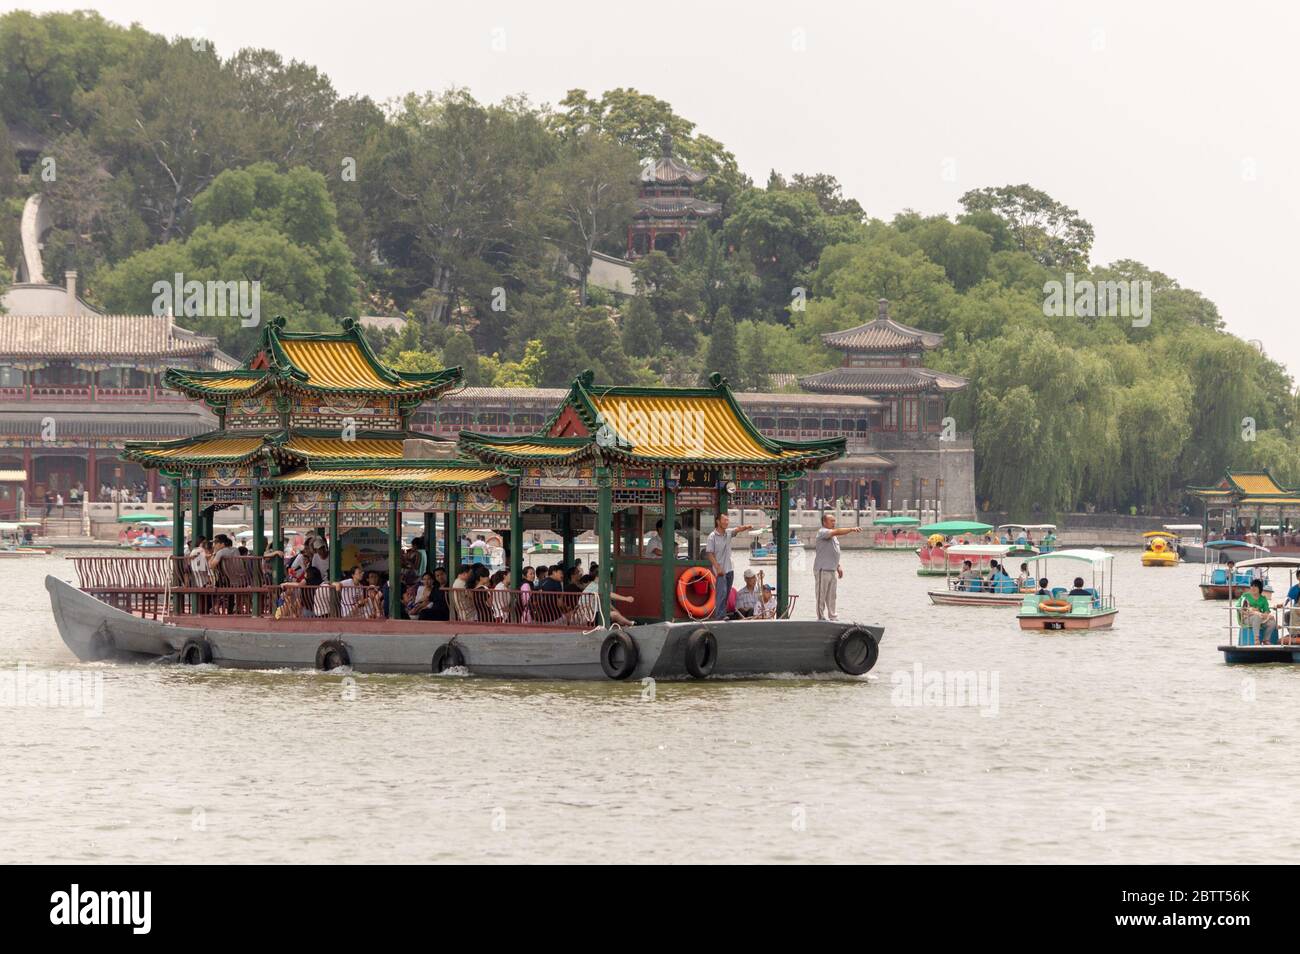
[282,436,406,459]
[277,339,428,392]
[268,467,501,487]
[590,393,808,462]
[132,436,265,463]
[1231,473,1288,495]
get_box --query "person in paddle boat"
[1067,577,1091,597]
[1015,562,1034,591]
[987,561,1016,594]
[957,559,979,591]
[1238,580,1279,646]
[1035,577,1051,596]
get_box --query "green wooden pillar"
[189,473,202,615]
[718,483,730,528]
[171,477,185,615]
[660,482,677,621]
[171,479,185,557]
[328,491,341,582]
[423,511,436,574]
[251,473,265,616]
[271,494,284,584]
[596,467,612,626]
[387,491,401,619]
[777,479,792,618]
[561,509,574,570]
[509,481,523,588]
[446,496,460,573]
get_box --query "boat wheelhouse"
[915,520,996,576]
[1015,549,1118,631]
[926,544,1035,606]
[49,325,884,680]
[1140,530,1179,567]
[1199,540,1272,600]
[1216,557,1300,663]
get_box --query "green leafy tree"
[702,306,739,385]
[958,184,1094,268]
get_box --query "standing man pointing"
[814,512,862,621]
[706,512,754,620]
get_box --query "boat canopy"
[1027,548,1114,566]
[1162,524,1202,531]
[1205,540,1269,551]
[116,513,165,523]
[0,522,22,532]
[1143,530,1178,538]
[998,523,1057,532]
[947,544,1018,557]
[1235,557,1300,571]
[918,521,994,535]
[874,516,921,526]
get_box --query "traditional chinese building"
[0,273,238,509]
[1187,470,1300,541]
[626,135,721,259]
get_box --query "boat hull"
[1017,609,1117,631]
[927,590,1025,606]
[1140,554,1178,567]
[45,576,882,681]
[1218,644,1300,664]
[1199,584,1271,601]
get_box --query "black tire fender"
[316,639,351,671]
[179,637,213,665]
[684,627,717,679]
[600,631,638,680]
[834,626,878,675]
[431,641,466,673]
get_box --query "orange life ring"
[676,566,716,619]
[1038,598,1071,614]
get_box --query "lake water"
[4,547,1298,864]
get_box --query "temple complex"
[625,135,720,259]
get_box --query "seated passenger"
[956,560,978,591]
[1035,577,1051,596]
[1067,576,1091,597]
[1014,562,1033,590]
[1238,580,1278,645]
[756,583,779,619]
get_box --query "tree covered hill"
[1,9,1294,515]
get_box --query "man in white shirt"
[705,513,754,621]
[734,568,762,618]
[645,519,666,558]
[814,512,862,621]
[310,541,331,580]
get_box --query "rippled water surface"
[4,548,1299,864]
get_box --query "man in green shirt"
[1238,580,1278,645]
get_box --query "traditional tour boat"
[1015,549,1118,630]
[926,543,1035,606]
[46,318,884,680]
[1216,557,1300,663]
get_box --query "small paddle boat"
[927,543,1037,606]
[1217,557,1300,663]
[1016,549,1118,631]
[1140,530,1179,567]
[1199,540,1272,599]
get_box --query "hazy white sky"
[19,0,1300,378]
